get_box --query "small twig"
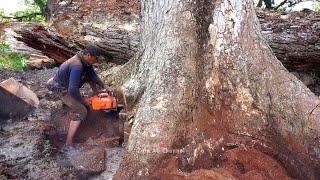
[307,100,320,121]
[274,0,288,10]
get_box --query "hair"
[82,45,101,57]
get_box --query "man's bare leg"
[66,120,81,145]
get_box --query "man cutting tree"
[47,45,110,146]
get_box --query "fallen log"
[13,9,320,69]
[257,9,320,70]
[82,24,139,64]
[13,22,139,65]
[13,23,80,63]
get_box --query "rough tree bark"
[13,23,79,63]
[257,9,320,70]
[13,22,139,64]
[115,0,320,179]
[12,9,320,68]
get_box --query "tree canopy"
[257,0,273,9]
[0,0,47,22]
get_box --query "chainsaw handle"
[98,91,115,98]
[98,92,110,98]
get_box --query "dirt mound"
[0,67,124,178]
[150,147,291,180]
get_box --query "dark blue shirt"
[53,54,103,103]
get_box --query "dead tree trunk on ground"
[257,9,320,70]
[13,23,79,63]
[115,0,320,179]
[13,23,138,64]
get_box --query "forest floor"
[0,67,124,179]
[0,64,315,179]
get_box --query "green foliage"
[13,9,45,22]
[0,56,5,68]
[0,42,27,70]
[0,42,11,52]
[25,0,47,16]
[310,71,317,80]
[315,1,320,11]
[0,8,11,23]
[13,0,47,22]
[0,0,47,23]
[42,140,53,158]
[8,53,27,70]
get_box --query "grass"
[42,140,53,158]
[0,42,27,70]
[0,42,10,52]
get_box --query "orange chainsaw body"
[89,93,118,110]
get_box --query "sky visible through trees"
[0,0,27,15]
[254,0,315,11]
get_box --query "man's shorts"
[47,78,87,121]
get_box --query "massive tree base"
[10,8,320,94]
[114,0,320,179]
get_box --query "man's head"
[82,45,101,65]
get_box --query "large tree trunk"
[13,9,320,68]
[115,0,320,179]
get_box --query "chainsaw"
[87,92,121,111]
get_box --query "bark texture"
[0,22,56,69]
[13,5,320,67]
[13,23,79,63]
[13,22,139,64]
[46,0,139,28]
[46,0,140,64]
[257,9,320,70]
[115,0,320,179]
[46,0,320,68]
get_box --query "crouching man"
[47,45,108,146]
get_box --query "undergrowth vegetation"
[315,0,320,11]
[0,42,27,70]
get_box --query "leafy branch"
[0,12,42,21]
[0,0,47,23]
